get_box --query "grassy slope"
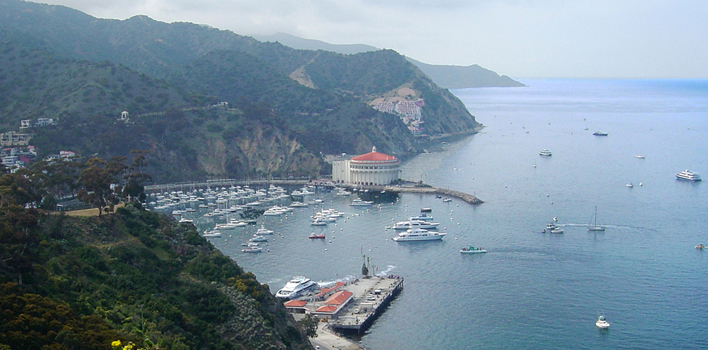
[0,204,311,350]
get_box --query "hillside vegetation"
[0,0,480,183]
[0,164,312,349]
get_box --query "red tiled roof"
[315,305,338,313]
[324,290,353,305]
[351,151,398,162]
[320,281,346,295]
[284,300,307,307]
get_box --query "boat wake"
[555,223,660,232]
[376,265,397,277]
[317,275,359,288]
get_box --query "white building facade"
[331,147,400,186]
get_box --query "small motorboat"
[596,315,610,329]
[202,231,222,237]
[635,155,645,159]
[242,246,263,253]
[626,182,634,188]
[308,232,326,239]
[256,225,274,235]
[460,246,487,254]
[249,235,268,242]
[696,243,706,250]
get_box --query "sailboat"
[588,206,605,232]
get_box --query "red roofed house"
[331,146,400,186]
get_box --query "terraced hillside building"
[332,147,400,186]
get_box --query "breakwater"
[381,185,484,205]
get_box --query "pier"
[384,185,484,205]
[328,276,404,335]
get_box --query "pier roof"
[284,300,307,307]
[315,305,338,313]
[325,290,353,305]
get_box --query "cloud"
[37,0,708,78]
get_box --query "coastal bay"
[203,79,708,350]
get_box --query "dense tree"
[77,157,124,215]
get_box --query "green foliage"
[0,283,122,350]
[0,185,311,349]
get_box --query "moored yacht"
[351,198,374,206]
[392,227,446,242]
[275,276,319,300]
[409,213,434,221]
[256,225,274,235]
[596,315,610,329]
[202,230,222,237]
[393,220,440,230]
[539,149,552,156]
[676,169,702,182]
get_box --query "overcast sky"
[39,0,708,79]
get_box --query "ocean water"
[206,79,708,350]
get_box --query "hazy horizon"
[35,0,708,79]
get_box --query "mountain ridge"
[254,32,525,89]
[0,0,480,183]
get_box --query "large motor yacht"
[676,169,702,182]
[275,276,318,299]
[392,228,446,242]
[393,220,440,230]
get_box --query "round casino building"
[331,146,400,186]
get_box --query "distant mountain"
[254,32,524,89]
[406,58,526,89]
[254,32,378,55]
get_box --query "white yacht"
[202,231,222,237]
[409,213,434,221]
[241,246,262,253]
[310,218,328,226]
[544,222,564,234]
[275,276,319,299]
[539,149,552,156]
[392,227,446,242]
[596,315,610,329]
[256,225,274,235]
[249,235,268,242]
[263,208,284,216]
[393,220,440,230]
[676,169,702,182]
[351,199,374,206]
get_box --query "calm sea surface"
[204,79,708,350]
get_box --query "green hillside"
[0,164,313,350]
[0,0,481,183]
